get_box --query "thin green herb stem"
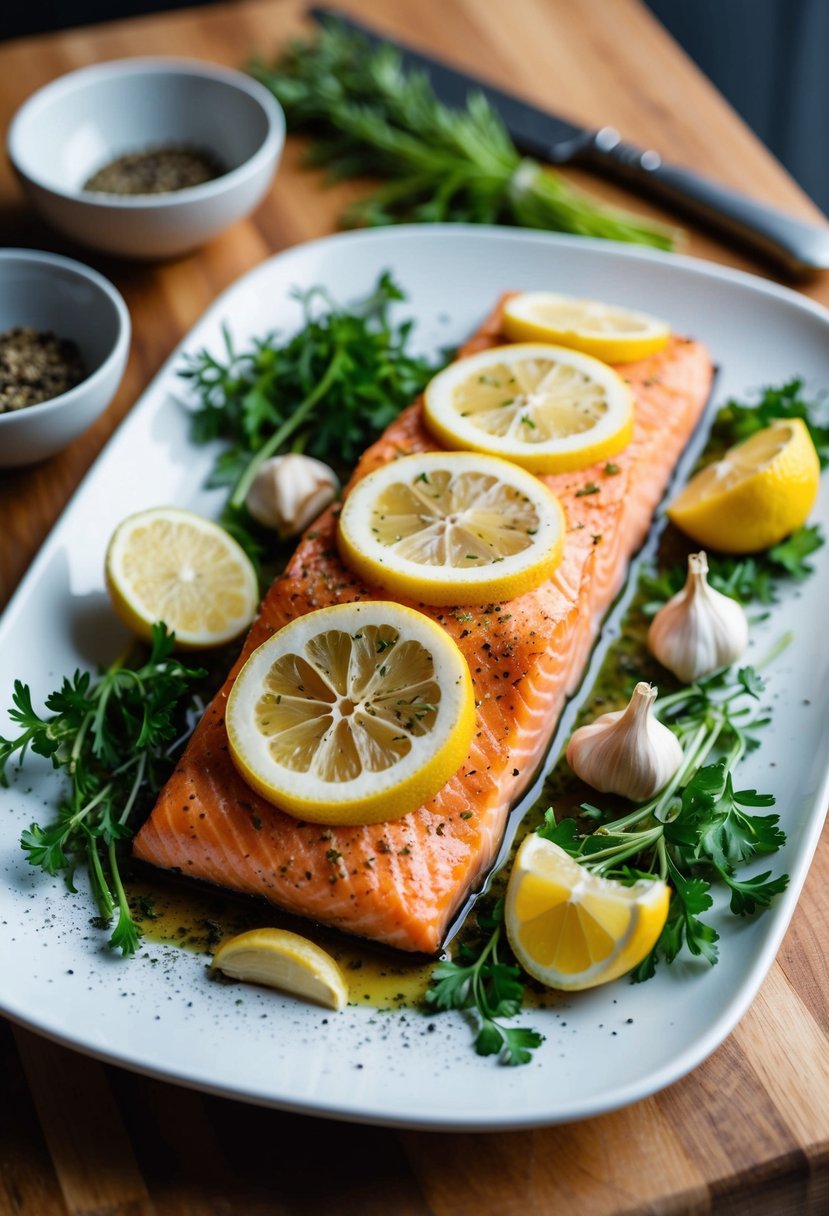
[119,752,147,827]
[107,837,137,948]
[755,630,794,670]
[69,713,93,775]
[86,830,115,919]
[583,825,664,869]
[229,345,347,509]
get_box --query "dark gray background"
[3,0,827,215]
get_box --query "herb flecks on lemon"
[505,834,670,991]
[226,601,475,826]
[212,928,348,1011]
[423,343,633,473]
[502,292,671,364]
[667,418,820,553]
[337,451,565,606]
[106,507,259,650]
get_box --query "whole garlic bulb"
[566,682,683,801]
[648,551,748,683]
[245,454,339,539]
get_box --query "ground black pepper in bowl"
[83,145,225,195]
[0,327,86,413]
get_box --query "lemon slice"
[423,342,633,473]
[212,928,348,1011]
[105,507,259,649]
[667,418,820,553]
[337,451,566,606]
[226,600,475,825]
[501,292,671,363]
[505,834,670,991]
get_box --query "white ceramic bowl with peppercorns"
[0,249,130,467]
[7,58,285,260]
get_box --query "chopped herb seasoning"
[0,327,86,413]
[575,482,601,497]
[84,145,225,195]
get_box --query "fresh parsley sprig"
[640,524,824,612]
[0,624,205,956]
[641,375,828,612]
[250,24,676,249]
[709,377,829,468]
[426,900,543,1066]
[539,664,789,980]
[180,272,440,567]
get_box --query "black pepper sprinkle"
[0,327,86,412]
[84,145,225,194]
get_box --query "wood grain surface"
[1,1,828,1213]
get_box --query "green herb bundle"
[251,24,676,249]
[181,272,440,562]
[0,625,205,955]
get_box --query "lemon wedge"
[105,506,259,649]
[212,928,348,1011]
[505,834,670,991]
[667,418,820,553]
[337,451,566,606]
[423,342,633,473]
[501,292,671,363]
[226,601,475,826]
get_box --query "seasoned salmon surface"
[134,298,713,952]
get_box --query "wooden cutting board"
[1,1,829,1212]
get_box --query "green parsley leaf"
[710,377,829,468]
[3,623,205,956]
[426,902,542,1066]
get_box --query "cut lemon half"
[105,506,259,649]
[212,928,348,1011]
[501,291,671,363]
[337,451,566,606]
[505,834,670,991]
[667,418,820,553]
[226,601,475,825]
[423,343,633,473]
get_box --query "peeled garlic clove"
[566,682,683,801]
[245,454,339,538]
[648,551,748,684]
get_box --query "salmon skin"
[134,297,713,953]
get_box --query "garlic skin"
[245,454,339,538]
[648,551,748,683]
[566,682,683,801]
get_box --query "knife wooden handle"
[586,128,829,277]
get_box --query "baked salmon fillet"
[134,297,713,952]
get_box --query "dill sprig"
[250,24,676,249]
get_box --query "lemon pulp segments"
[337,451,566,605]
[211,928,348,1011]
[501,291,671,363]
[423,342,633,472]
[667,418,820,553]
[105,506,259,649]
[505,834,670,991]
[226,601,475,825]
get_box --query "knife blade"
[309,6,829,277]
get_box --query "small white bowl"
[0,249,130,467]
[7,58,285,260]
